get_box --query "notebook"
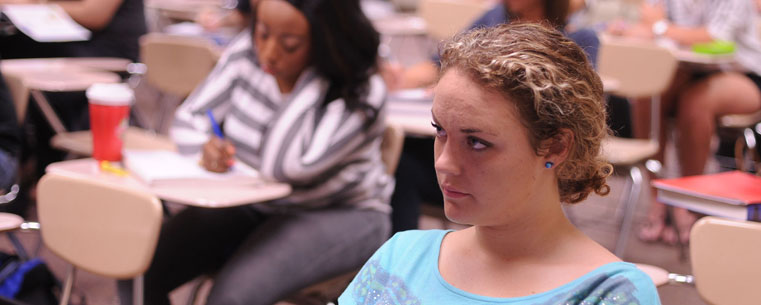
[653,171,761,221]
[123,150,261,187]
[1,4,90,42]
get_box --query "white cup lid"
[86,83,134,106]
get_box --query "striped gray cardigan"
[170,31,392,213]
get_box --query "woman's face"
[432,69,548,226]
[254,0,311,93]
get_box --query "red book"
[652,171,761,221]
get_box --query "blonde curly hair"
[439,23,612,204]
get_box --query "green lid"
[692,41,736,55]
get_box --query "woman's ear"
[542,128,574,165]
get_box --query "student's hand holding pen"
[202,109,235,173]
[201,137,236,173]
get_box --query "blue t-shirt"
[339,230,661,305]
[434,4,600,66]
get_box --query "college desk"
[46,157,292,208]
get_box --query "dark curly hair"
[439,23,612,203]
[264,0,380,109]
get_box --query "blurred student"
[0,0,146,61]
[383,0,599,90]
[609,0,761,245]
[196,0,256,32]
[340,23,660,304]
[118,0,392,304]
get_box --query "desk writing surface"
[601,34,738,66]
[1,57,131,73]
[15,70,120,92]
[387,90,433,137]
[145,0,223,22]
[53,57,131,72]
[670,48,736,66]
[2,58,124,135]
[1,58,124,92]
[46,158,292,208]
[51,127,178,157]
[372,14,427,36]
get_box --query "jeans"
[118,205,390,305]
[0,150,17,191]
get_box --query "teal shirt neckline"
[429,229,642,302]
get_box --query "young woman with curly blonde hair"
[339,23,661,304]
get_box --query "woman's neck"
[276,78,296,94]
[471,199,580,262]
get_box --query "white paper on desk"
[123,150,261,187]
[1,4,90,42]
[388,88,432,103]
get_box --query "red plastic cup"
[86,83,133,162]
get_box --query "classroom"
[0,0,760,304]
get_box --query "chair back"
[139,33,220,98]
[37,173,162,279]
[381,124,405,175]
[417,0,491,41]
[597,37,678,98]
[690,216,761,305]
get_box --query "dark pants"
[119,205,390,305]
[389,137,443,234]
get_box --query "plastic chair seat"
[602,137,659,167]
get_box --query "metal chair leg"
[59,264,76,305]
[6,232,27,261]
[614,166,643,258]
[134,275,144,305]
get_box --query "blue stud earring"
[545,161,554,169]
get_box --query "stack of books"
[653,171,761,221]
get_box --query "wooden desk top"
[670,48,736,66]
[48,127,291,208]
[14,69,121,92]
[51,127,178,157]
[1,57,131,73]
[46,158,292,208]
[372,14,427,36]
[145,0,222,22]
[387,96,433,137]
[1,57,126,91]
[600,34,738,66]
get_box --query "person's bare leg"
[673,72,761,243]
[633,69,688,242]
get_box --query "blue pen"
[206,109,224,138]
